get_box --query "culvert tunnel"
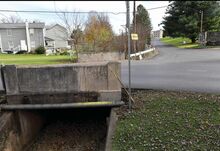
[0,62,123,151]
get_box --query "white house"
[152,29,163,39]
[0,21,45,53]
[45,24,69,50]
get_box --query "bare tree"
[55,9,85,60]
[0,15,23,23]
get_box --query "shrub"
[35,46,46,54]
[59,50,69,55]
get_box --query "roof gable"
[46,24,66,31]
[0,22,45,29]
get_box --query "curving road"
[121,39,220,93]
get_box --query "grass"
[0,54,76,65]
[161,37,200,49]
[113,90,220,151]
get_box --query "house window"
[7,29,12,36]
[30,29,34,35]
[8,41,14,49]
[31,41,35,48]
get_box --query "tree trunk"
[74,44,78,62]
[191,37,196,43]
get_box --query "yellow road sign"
[131,33,138,40]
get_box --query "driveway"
[121,39,220,93]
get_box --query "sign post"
[131,33,138,41]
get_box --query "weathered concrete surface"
[0,111,44,151]
[0,65,6,93]
[98,90,121,103]
[3,62,121,104]
[0,112,14,151]
[105,108,118,151]
[78,52,125,63]
[2,65,19,95]
[17,66,78,93]
[6,92,100,105]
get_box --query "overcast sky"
[0,1,169,34]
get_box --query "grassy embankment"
[161,37,200,49]
[0,54,76,65]
[113,90,220,151]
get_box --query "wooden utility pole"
[126,1,132,110]
[200,10,203,33]
[200,10,204,46]
[133,0,137,54]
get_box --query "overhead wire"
[0,5,168,15]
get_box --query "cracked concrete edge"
[105,108,118,151]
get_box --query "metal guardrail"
[0,101,124,110]
[130,48,155,60]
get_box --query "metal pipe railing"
[0,101,124,110]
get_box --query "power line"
[147,5,167,11]
[0,9,126,15]
[0,5,168,15]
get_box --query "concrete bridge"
[0,62,123,151]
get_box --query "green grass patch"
[113,90,220,151]
[0,54,76,65]
[161,37,200,49]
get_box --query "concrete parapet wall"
[2,62,121,104]
[78,52,125,63]
[0,111,45,151]
[0,65,5,93]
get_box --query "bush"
[35,46,46,54]
[59,50,69,55]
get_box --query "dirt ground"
[26,109,110,151]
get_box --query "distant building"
[152,29,163,39]
[45,24,69,50]
[204,31,220,46]
[0,21,45,53]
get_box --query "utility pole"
[200,10,203,33]
[126,1,132,110]
[133,0,137,54]
[200,10,203,47]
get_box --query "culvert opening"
[25,108,112,151]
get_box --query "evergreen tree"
[161,1,220,43]
[133,4,152,51]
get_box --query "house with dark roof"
[0,21,45,53]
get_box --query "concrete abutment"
[0,61,123,151]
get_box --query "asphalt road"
[121,39,220,93]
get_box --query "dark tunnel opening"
[25,107,112,151]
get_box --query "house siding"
[0,22,45,52]
[0,28,26,50]
[45,25,68,49]
[29,28,44,51]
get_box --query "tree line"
[0,4,152,55]
[161,1,220,43]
